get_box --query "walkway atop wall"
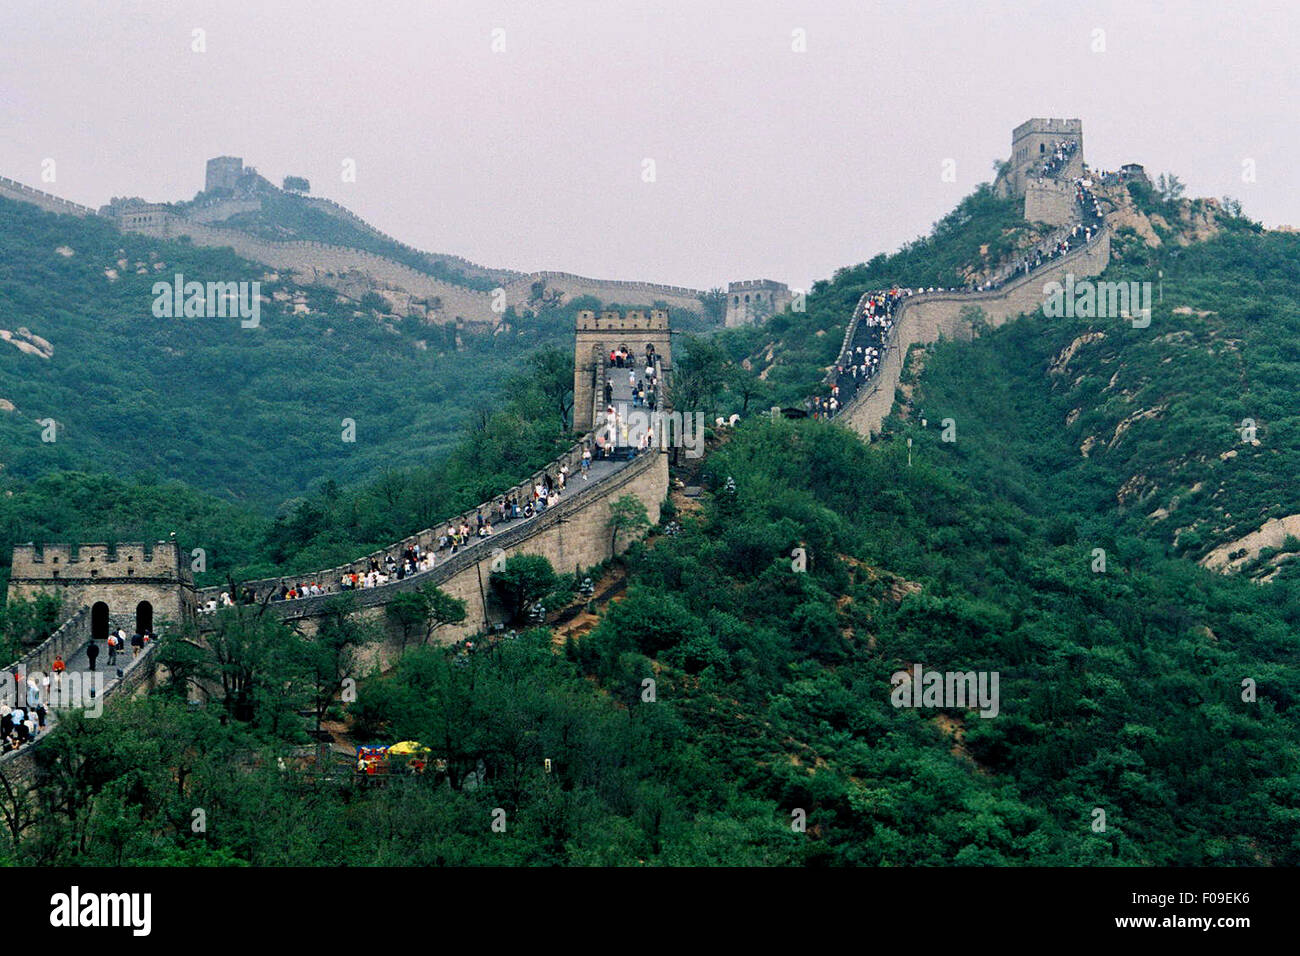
[819,178,1111,435]
[198,340,662,625]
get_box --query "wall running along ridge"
[0,176,706,324]
[837,225,1111,438]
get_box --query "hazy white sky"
[4,0,1296,290]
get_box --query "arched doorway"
[136,601,153,635]
[91,601,109,641]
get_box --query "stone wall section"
[839,227,1111,438]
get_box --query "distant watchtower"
[725,280,792,328]
[1006,118,1084,197]
[7,541,196,639]
[573,309,672,431]
[205,156,244,193]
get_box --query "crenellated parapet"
[7,540,196,634]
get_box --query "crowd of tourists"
[1,623,157,754]
[814,175,1107,419]
[211,456,594,607]
[0,680,47,752]
[596,402,658,458]
[1036,139,1079,179]
[603,347,661,413]
[204,345,665,611]
[814,287,911,417]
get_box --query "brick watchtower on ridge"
[1005,118,1084,197]
[573,309,672,432]
[724,279,792,328]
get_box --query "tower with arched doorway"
[573,308,672,431]
[6,541,196,639]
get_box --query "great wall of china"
[0,174,708,327]
[834,226,1111,437]
[0,118,1122,776]
[1,306,675,780]
[825,117,1116,439]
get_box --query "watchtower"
[205,156,244,193]
[7,541,197,639]
[1007,118,1084,196]
[573,309,672,431]
[725,279,792,328]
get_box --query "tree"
[608,494,651,559]
[491,555,557,624]
[0,593,63,660]
[386,591,429,653]
[304,595,379,737]
[700,288,727,325]
[387,584,467,652]
[205,606,303,724]
[1156,172,1185,204]
[724,362,772,414]
[673,335,728,414]
[422,585,468,643]
[282,176,310,193]
[528,346,575,431]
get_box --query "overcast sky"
[4,0,1296,291]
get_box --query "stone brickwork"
[509,272,703,316]
[7,541,197,634]
[120,213,498,326]
[205,156,244,193]
[1007,118,1084,197]
[201,450,669,675]
[725,279,792,327]
[0,177,96,217]
[573,309,673,431]
[185,198,263,223]
[1024,179,1077,227]
[839,226,1111,438]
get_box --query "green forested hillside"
[13,418,1296,865]
[897,222,1300,572]
[3,181,1298,868]
[0,196,575,508]
[0,343,579,591]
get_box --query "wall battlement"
[11,541,187,579]
[1012,117,1082,138]
[1007,117,1085,198]
[577,308,671,332]
[8,541,196,634]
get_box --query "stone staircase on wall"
[837,223,1111,438]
